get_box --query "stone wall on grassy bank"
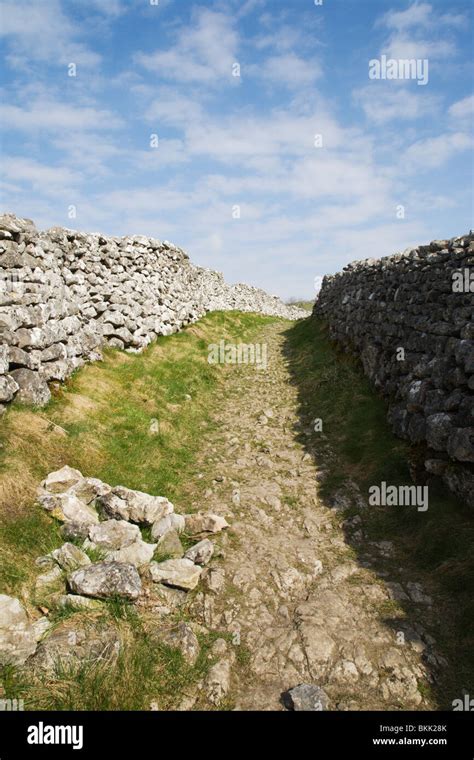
[0,213,306,410]
[314,233,474,507]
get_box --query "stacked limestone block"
[314,234,474,506]
[0,213,306,409]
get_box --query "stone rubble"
[0,464,229,673]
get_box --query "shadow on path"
[282,315,474,709]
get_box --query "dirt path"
[189,321,437,710]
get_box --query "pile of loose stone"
[0,465,229,669]
[0,213,306,410]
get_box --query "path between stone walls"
[186,322,437,710]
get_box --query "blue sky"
[0,0,473,299]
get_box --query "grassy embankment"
[0,310,275,710]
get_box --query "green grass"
[0,310,282,711]
[0,311,276,597]
[0,511,63,593]
[284,316,474,707]
[0,610,234,711]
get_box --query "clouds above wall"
[0,0,472,298]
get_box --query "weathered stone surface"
[50,542,91,572]
[98,487,174,525]
[32,616,51,641]
[184,513,230,535]
[34,566,65,601]
[0,595,38,666]
[42,466,83,494]
[283,683,330,711]
[156,622,200,665]
[37,490,99,525]
[105,539,157,568]
[86,519,141,551]
[202,567,226,594]
[151,513,185,540]
[68,561,141,600]
[184,538,214,565]
[149,558,202,590]
[205,654,233,705]
[156,529,184,559]
[315,232,474,505]
[0,345,9,374]
[0,374,18,402]
[9,367,51,406]
[31,620,120,673]
[0,213,36,235]
[61,521,90,541]
[58,594,103,611]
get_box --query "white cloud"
[375,1,464,68]
[378,2,466,32]
[1,157,82,194]
[135,8,239,85]
[74,0,126,17]
[0,0,101,67]
[402,131,472,170]
[256,53,322,88]
[449,94,474,120]
[354,86,439,124]
[0,99,123,132]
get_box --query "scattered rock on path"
[184,513,229,535]
[283,683,330,711]
[156,622,200,665]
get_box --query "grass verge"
[0,310,278,710]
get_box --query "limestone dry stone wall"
[0,213,305,410]
[314,233,474,507]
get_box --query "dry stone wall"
[0,214,305,410]
[314,234,474,507]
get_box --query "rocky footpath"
[314,234,474,506]
[0,213,305,410]
[184,322,443,710]
[0,324,452,710]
